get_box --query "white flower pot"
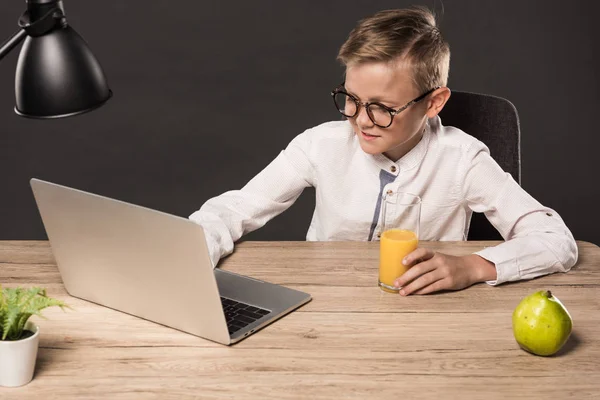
[0,321,40,387]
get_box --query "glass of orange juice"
[378,192,421,293]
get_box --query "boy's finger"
[402,248,434,267]
[394,259,436,288]
[399,270,443,296]
[411,278,450,295]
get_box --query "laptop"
[30,178,312,345]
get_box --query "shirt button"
[546,212,553,217]
[386,189,393,195]
[390,166,397,173]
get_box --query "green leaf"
[18,287,46,310]
[0,284,5,310]
[0,286,69,341]
[0,285,5,338]
[3,304,20,340]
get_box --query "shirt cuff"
[474,246,520,286]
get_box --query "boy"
[189,7,577,295]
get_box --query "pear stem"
[545,290,552,298]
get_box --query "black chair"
[438,91,521,240]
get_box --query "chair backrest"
[438,91,521,240]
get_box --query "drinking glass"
[378,192,421,293]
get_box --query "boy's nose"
[356,106,374,128]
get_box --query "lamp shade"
[14,25,112,119]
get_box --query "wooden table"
[1,240,599,399]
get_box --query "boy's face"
[344,61,430,161]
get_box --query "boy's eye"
[334,93,358,117]
[369,104,392,122]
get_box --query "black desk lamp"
[0,0,112,119]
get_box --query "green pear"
[512,290,573,356]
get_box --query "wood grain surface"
[1,240,599,399]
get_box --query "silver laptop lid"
[30,178,230,344]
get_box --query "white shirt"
[189,116,578,285]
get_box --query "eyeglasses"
[331,84,440,128]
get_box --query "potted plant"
[0,285,68,387]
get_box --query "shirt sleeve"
[461,142,578,285]
[188,131,316,268]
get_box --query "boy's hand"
[393,248,497,295]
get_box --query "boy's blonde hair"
[337,7,450,93]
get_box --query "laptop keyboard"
[220,297,271,335]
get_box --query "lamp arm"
[0,29,27,61]
[0,5,64,62]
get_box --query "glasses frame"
[331,83,440,128]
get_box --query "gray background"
[1,0,598,244]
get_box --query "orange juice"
[379,229,418,293]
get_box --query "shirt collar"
[365,116,437,176]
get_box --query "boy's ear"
[426,87,451,118]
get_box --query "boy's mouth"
[361,131,380,141]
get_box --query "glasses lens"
[334,92,357,117]
[367,103,393,127]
